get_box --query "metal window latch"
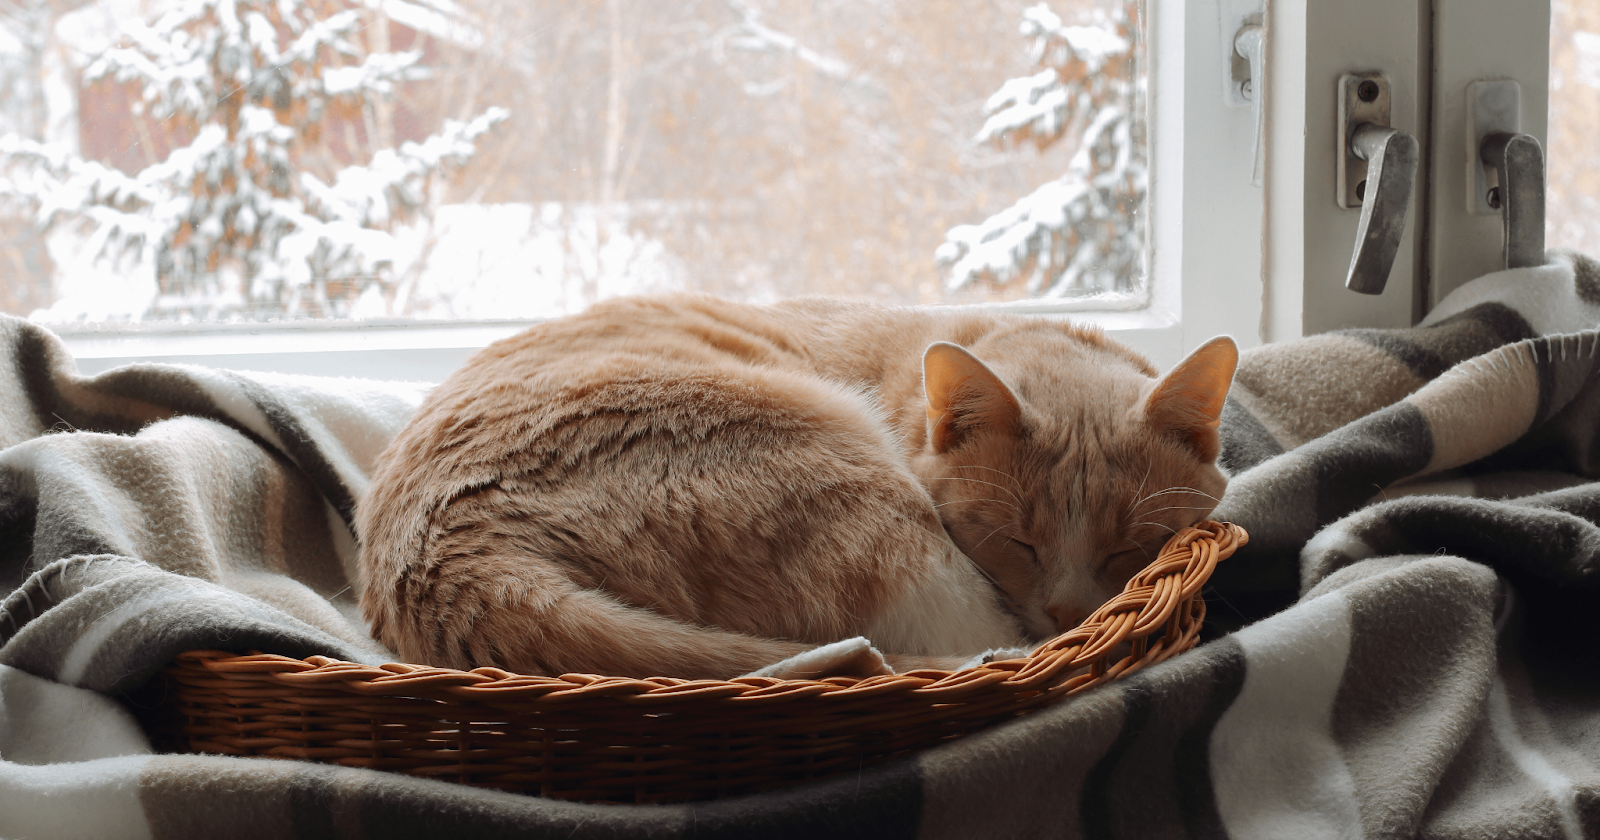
[1337,73,1419,295]
[1480,133,1545,269]
[1233,24,1265,187]
[1467,80,1545,270]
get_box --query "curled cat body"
[356,294,1238,680]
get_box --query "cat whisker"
[972,522,1017,551]
[1123,464,1155,522]
[965,557,1004,589]
[1130,520,1179,537]
[1205,585,1249,623]
[1129,487,1211,511]
[932,497,1021,514]
[926,474,1024,502]
[1126,486,1224,523]
[1138,486,1222,505]
[1129,504,1220,518]
[949,465,1026,503]
[1128,488,1171,522]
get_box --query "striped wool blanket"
[7,252,1600,838]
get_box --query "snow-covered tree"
[936,1,1145,298]
[0,0,505,321]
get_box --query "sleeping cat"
[356,294,1237,680]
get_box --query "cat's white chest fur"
[864,542,1028,656]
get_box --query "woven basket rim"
[171,520,1247,706]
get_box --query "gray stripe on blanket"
[1342,328,1453,383]
[135,753,693,840]
[82,364,233,421]
[1305,493,1600,589]
[1571,250,1600,305]
[1331,556,1500,838]
[0,555,390,694]
[1079,639,1247,839]
[916,668,1125,838]
[0,318,88,447]
[0,476,36,593]
[131,747,926,840]
[1430,302,1540,351]
[3,322,179,444]
[1343,302,1537,385]
[1531,332,1600,427]
[1310,403,1435,523]
[1218,395,1281,475]
[1427,702,1578,839]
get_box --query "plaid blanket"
[8,252,1600,838]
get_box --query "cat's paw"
[744,637,896,680]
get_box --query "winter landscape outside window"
[1548,0,1600,259]
[0,0,1147,326]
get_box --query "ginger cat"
[356,294,1237,680]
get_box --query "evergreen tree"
[0,0,505,321]
[936,1,1145,299]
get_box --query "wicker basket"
[146,520,1245,803]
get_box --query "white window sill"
[58,320,534,382]
[55,306,1186,383]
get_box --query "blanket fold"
[9,251,1600,838]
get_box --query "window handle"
[1479,132,1546,270]
[1233,24,1265,187]
[1337,73,1418,296]
[1345,123,1419,295]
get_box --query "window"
[1,0,1570,381]
[0,0,1185,378]
[1549,0,1600,260]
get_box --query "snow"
[937,175,1092,292]
[321,51,423,96]
[373,0,483,51]
[725,0,852,81]
[4,0,511,323]
[938,1,1145,297]
[977,69,1070,145]
[32,224,159,322]
[28,201,683,322]
[1020,4,1127,69]
[1574,31,1600,89]
[394,203,683,319]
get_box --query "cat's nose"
[1046,604,1087,633]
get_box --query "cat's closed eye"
[1100,547,1156,584]
[1006,539,1040,568]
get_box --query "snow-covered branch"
[938,1,1145,297]
[975,3,1134,150]
[3,0,507,321]
[303,107,508,228]
[723,0,851,81]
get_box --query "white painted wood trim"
[1150,0,1268,358]
[1426,0,1551,306]
[1263,0,1423,341]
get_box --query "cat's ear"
[923,342,1022,453]
[1144,336,1238,462]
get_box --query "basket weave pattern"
[151,521,1246,803]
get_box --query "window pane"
[0,0,1147,324]
[1550,0,1600,256]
